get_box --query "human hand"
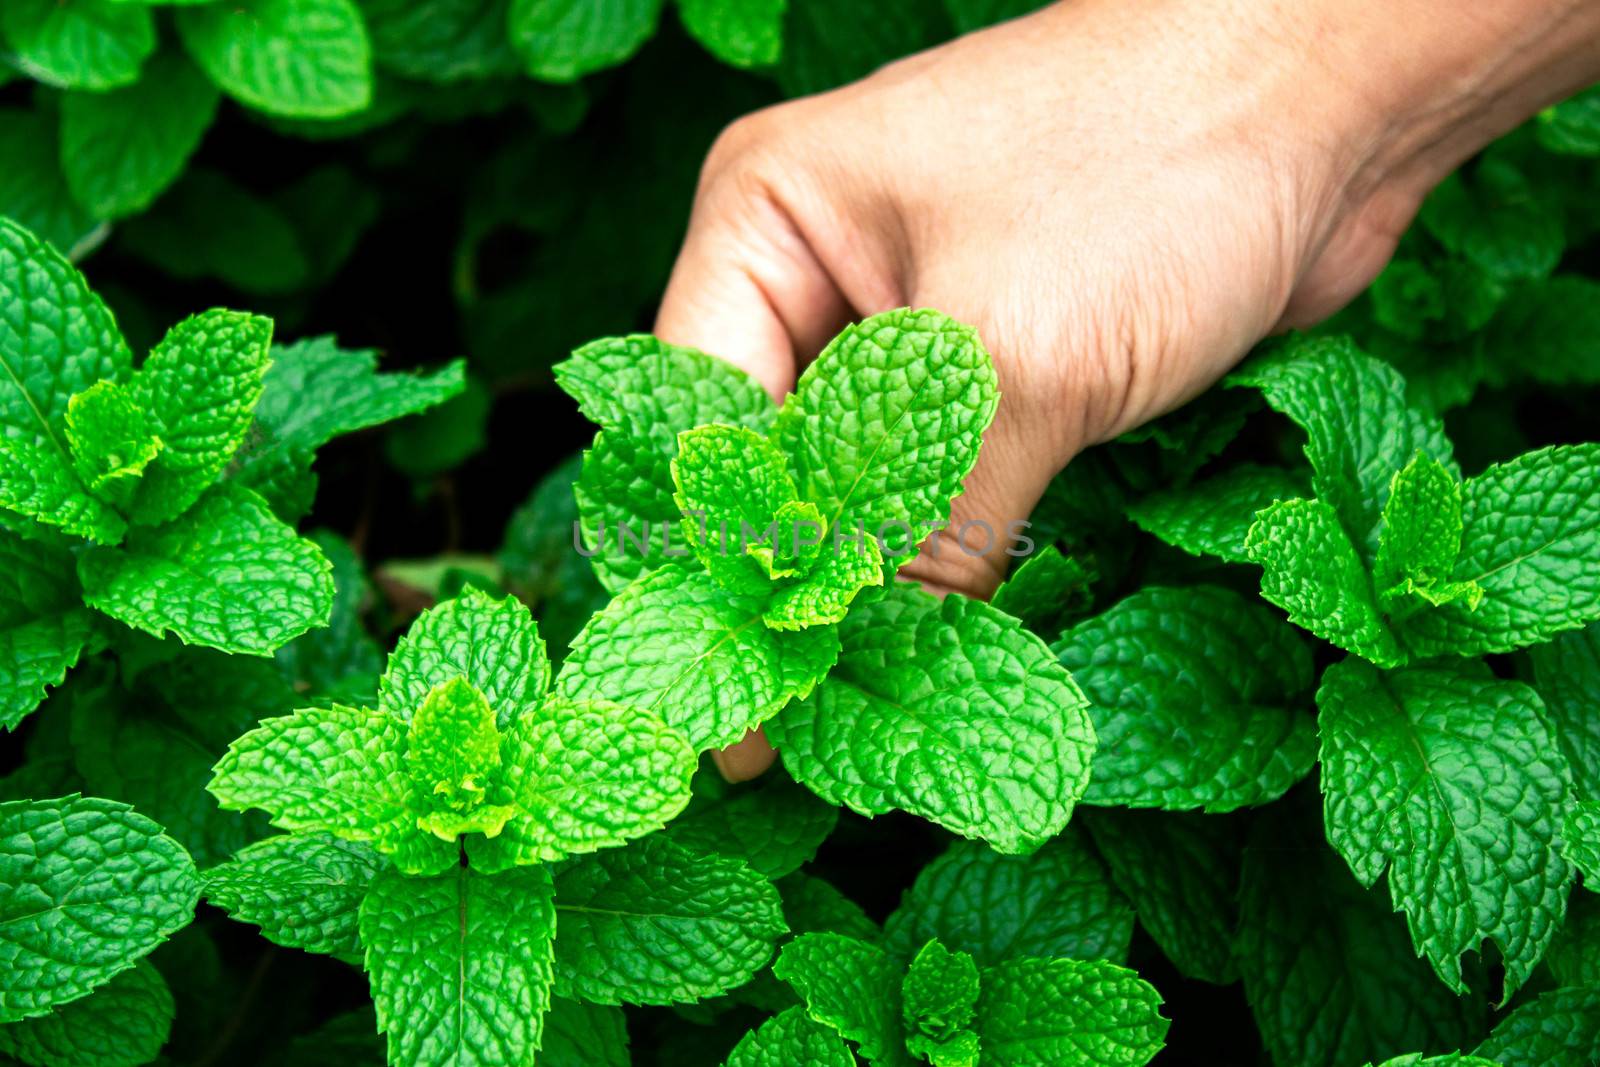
[655,0,1600,779]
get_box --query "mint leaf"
[1531,622,1600,800]
[679,0,786,67]
[672,422,798,593]
[664,777,837,880]
[551,835,786,1005]
[177,0,373,119]
[1546,892,1600,986]
[768,583,1094,852]
[1396,443,1600,656]
[771,309,999,560]
[883,830,1133,967]
[1082,810,1241,985]
[0,796,200,1023]
[1373,451,1480,614]
[1563,801,1600,885]
[0,112,106,262]
[975,956,1168,1067]
[773,932,912,1066]
[1473,985,1600,1066]
[359,863,556,1067]
[1538,87,1600,155]
[64,380,161,501]
[274,530,384,704]
[559,563,839,751]
[990,545,1094,634]
[59,50,220,219]
[404,678,512,840]
[1127,463,1306,563]
[1227,336,1455,554]
[467,696,693,871]
[507,0,663,81]
[1318,658,1573,997]
[79,485,334,655]
[725,1006,857,1067]
[1054,585,1316,811]
[1365,1056,1501,1067]
[1245,498,1403,666]
[499,452,610,660]
[0,960,173,1067]
[122,309,274,525]
[763,533,884,631]
[1421,158,1565,282]
[362,0,519,82]
[557,333,775,592]
[0,530,92,730]
[378,588,549,728]
[0,432,126,543]
[540,997,631,1067]
[902,939,980,1066]
[0,0,154,90]
[202,833,382,961]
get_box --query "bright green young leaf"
[1531,621,1600,801]
[1318,657,1573,997]
[0,530,92,730]
[79,485,334,655]
[1227,336,1456,554]
[902,939,981,1066]
[361,0,519,83]
[974,956,1168,1067]
[559,563,839,751]
[725,1005,856,1067]
[467,697,694,871]
[0,431,126,543]
[540,997,631,1067]
[64,380,162,500]
[679,0,786,67]
[507,0,663,82]
[1245,498,1403,667]
[1082,809,1241,985]
[122,309,274,525]
[0,795,200,1023]
[1054,585,1316,811]
[405,678,511,840]
[664,777,837,880]
[763,534,884,630]
[1396,443,1600,657]
[1473,985,1600,1067]
[202,833,380,962]
[359,863,556,1067]
[771,309,999,562]
[177,0,374,119]
[883,829,1133,967]
[1373,451,1480,615]
[59,50,220,220]
[773,932,913,1066]
[0,960,173,1067]
[551,835,786,1005]
[1126,463,1306,563]
[672,422,798,592]
[1,0,154,91]
[768,583,1095,852]
[378,588,549,728]
[989,544,1093,634]
[1563,801,1600,885]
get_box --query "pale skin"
[653,0,1600,780]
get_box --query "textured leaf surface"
[1546,892,1600,986]
[1,0,154,90]
[0,796,200,1023]
[539,997,630,1067]
[1246,498,1403,666]
[359,864,556,1067]
[1127,463,1305,563]
[0,960,172,1067]
[680,0,786,67]
[64,381,160,500]
[772,309,999,559]
[551,835,786,1005]
[1562,801,1600,884]
[1318,658,1572,996]
[362,0,518,82]
[507,0,663,81]
[274,530,384,704]
[1083,809,1241,985]
[202,833,382,960]
[768,583,1094,852]
[79,485,334,655]
[1531,621,1600,800]
[773,932,912,1066]
[1473,985,1600,1066]
[0,432,125,543]
[177,0,373,119]
[404,678,505,838]
[379,588,549,728]
[672,422,796,592]
[559,564,838,751]
[1373,452,1467,607]
[975,956,1168,1067]
[468,697,693,871]
[1054,585,1316,811]
[902,939,980,1065]
[725,1005,856,1067]
[1421,159,1564,282]
[883,830,1132,966]
[763,534,884,630]
[989,544,1092,634]
[665,777,837,879]
[0,530,91,730]
[59,50,219,219]
[1397,444,1600,657]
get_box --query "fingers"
[709,728,778,782]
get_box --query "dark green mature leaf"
[0,796,200,1023]
[778,0,949,97]
[770,583,1095,852]
[540,997,630,1067]
[1563,802,1600,884]
[203,833,383,960]
[0,960,173,1067]
[1083,809,1241,985]
[724,1006,856,1067]
[0,110,108,263]
[1318,658,1572,997]
[359,864,556,1067]
[989,545,1093,635]
[1236,803,1487,1067]
[383,376,491,478]
[507,0,663,82]
[361,0,518,82]
[1531,621,1600,801]
[883,829,1133,966]
[665,777,837,879]
[774,932,913,1066]
[1482,276,1600,387]
[1546,892,1600,986]
[1538,86,1600,155]
[177,0,374,119]
[1127,463,1306,563]
[59,50,219,220]
[275,531,383,703]
[551,836,786,1005]
[499,453,609,658]
[975,956,1169,1067]
[1,0,154,90]
[0,530,92,730]
[1421,158,1565,282]
[1473,986,1600,1066]
[941,0,1049,32]
[1055,585,1316,811]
